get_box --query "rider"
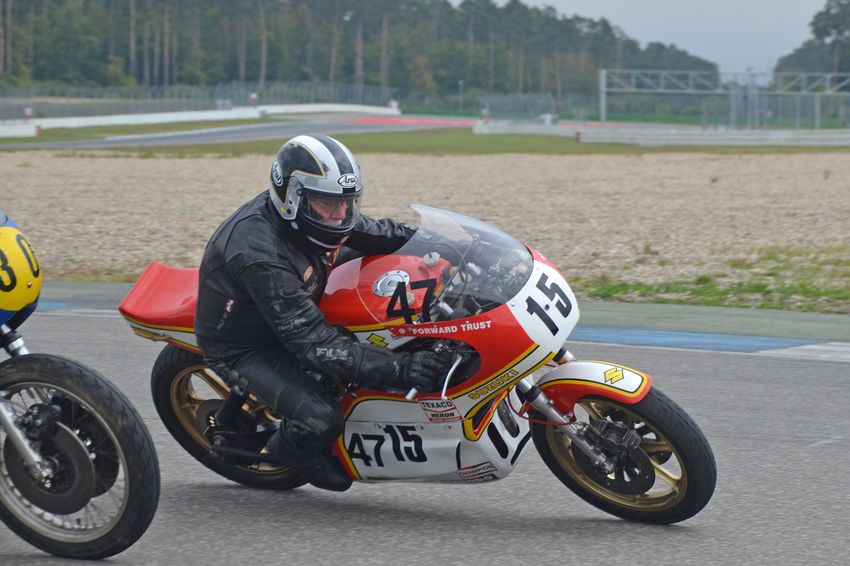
[194,135,451,492]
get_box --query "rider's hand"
[400,350,453,392]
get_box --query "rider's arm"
[347,214,473,265]
[235,259,403,388]
[344,214,416,255]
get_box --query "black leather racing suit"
[195,191,415,468]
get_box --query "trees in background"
[0,0,715,96]
[777,0,850,76]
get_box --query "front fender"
[533,360,652,414]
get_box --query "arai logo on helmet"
[271,160,283,186]
[337,174,358,189]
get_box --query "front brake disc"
[4,422,97,514]
[572,444,656,495]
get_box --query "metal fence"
[599,69,850,130]
[0,81,396,120]
[577,128,850,146]
[479,94,556,121]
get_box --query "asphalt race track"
[1,295,848,565]
[2,111,848,562]
[0,114,475,150]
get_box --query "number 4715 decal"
[347,425,427,467]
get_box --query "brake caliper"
[572,419,656,495]
[16,403,62,441]
[583,419,641,458]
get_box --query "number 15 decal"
[525,273,572,336]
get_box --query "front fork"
[515,378,617,475]
[0,324,55,481]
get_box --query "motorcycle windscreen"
[320,205,534,327]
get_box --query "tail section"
[118,261,200,353]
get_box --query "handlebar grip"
[405,388,418,401]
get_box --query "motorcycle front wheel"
[150,343,304,490]
[531,387,716,524]
[0,354,160,559]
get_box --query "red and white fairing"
[119,205,650,484]
[319,206,581,481]
[335,258,578,481]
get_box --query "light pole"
[458,79,464,113]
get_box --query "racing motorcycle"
[120,205,716,524]
[0,211,160,559]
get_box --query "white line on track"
[807,436,844,448]
[755,343,850,363]
[37,309,122,319]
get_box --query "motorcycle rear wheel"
[0,354,160,559]
[150,344,304,490]
[531,387,716,524]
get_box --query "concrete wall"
[577,128,850,147]
[473,120,850,147]
[0,103,401,138]
[0,122,40,138]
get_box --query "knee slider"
[279,393,343,447]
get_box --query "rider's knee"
[280,392,342,447]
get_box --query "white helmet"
[268,135,362,249]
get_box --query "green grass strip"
[571,275,850,314]
[35,128,850,158]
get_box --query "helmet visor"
[301,190,360,232]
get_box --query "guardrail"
[577,128,850,146]
[472,120,850,146]
[0,103,401,138]
[0,123,40,138]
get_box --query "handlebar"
[405,353,464,402]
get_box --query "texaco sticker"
[419,399,463,423]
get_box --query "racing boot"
[301,450,353,492]
[265,429,352,492]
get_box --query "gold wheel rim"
[169,364,288,474]
[546,398,687,511]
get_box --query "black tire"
[0,354,160,559]
[532,387,716,524]
[150,344,304,490]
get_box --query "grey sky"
[473,0,828,72]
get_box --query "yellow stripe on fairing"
[452,343,540,397]
[461,351,556,440]
[336,436,361,480]
[122,313,194,333]
[540,376,650,399]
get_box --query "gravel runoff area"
[2,151,850,310]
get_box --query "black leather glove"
[399,350,453,392]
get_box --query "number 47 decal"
[386,278,437,324]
